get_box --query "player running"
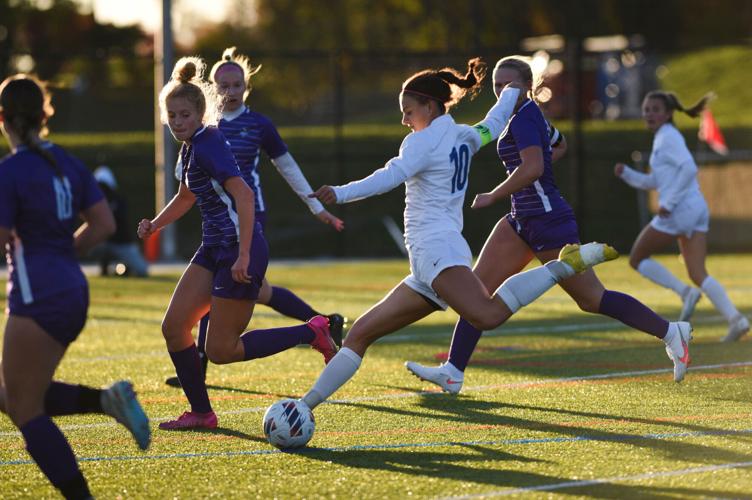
[295,58,618,416]
[0,74,150,499]
[615,90,748,342]
[165,47,346,387]
[140,57,338,430]
[406,56,693,393]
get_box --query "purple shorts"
[8,286,89,346]
[506,209,580,252]
[190,223,269,301]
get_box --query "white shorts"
[650,195,709,238]
[402,231,472,311]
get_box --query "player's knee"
[628,254,642,270]
[465,312,502,332]
[204,345,234,365]
[576,296,601,313]
[5,398,42,427]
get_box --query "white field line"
[440,460,752,498]
[1,360,750,438]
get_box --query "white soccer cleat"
[101,380,151,450]
[663,322,692,383]
[679,287,702,322]
[405,361,464,394]
[722,314,750,343]
[558,242,618,274]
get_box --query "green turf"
[2,255,752,498]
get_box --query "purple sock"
[169,345,212,413]
[20,414,90,498]
[447,318,483,372]
[44,382,102,416]
[241,324,315,360]
[598,290,669,339]
[268,286,319,321]
[197,313,209,353]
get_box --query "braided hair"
[0,74,61,178]
[401,58,486,114]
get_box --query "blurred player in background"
[165,47,345,387]
[298,58,617,415]
[89,165,149,277]
[615,90,749,342]
[0,74,150,500]
[406,56,693,393]
[141,57,338,430]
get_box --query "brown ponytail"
[0,74,62,178]
[402,58,486,113]
[645,90,713,119]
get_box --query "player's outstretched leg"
[101,381,151,450]
[406,243,618,394]
[663,321,693,382]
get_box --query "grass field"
[2,254,752,498]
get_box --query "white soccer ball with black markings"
[262,399,315,449]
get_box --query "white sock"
[496,263,562,313]
[301,347,362,409]
[701,276,739,322]
[637,259,688,298]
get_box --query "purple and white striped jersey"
[218,107,288,213]
[0,143,103,308]
[179,126,244,247]
[497,99,569,218]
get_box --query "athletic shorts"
[650,195,709,238]
[190,223,269,301]
[403,231,473,311]
[8,286,89,346]
[506,209,580,252]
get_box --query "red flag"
[698,108,728,155]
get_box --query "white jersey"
[619,122,704,211]
[333,87,519,248]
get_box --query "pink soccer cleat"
[307,315,338,364]
[158,410,218,430]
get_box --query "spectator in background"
[91,165,149,277]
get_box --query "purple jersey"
[179,126,244,247]
[0,143,103,309]
[497,99,570,218]
[218,108,288,213]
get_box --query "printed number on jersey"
[53,176,73,220]
[450,144,469,194]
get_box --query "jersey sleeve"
[0,164,18,229]
[619,165,657,190]
[196,132,243,185]
[548,121,564,148]
[469,86,519,154]
[260,117,289,160]
[333,134,427,203]
[78,166,105,211]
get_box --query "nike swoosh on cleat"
[446,378,461,385]
[679,339,689,364]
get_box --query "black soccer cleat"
[327,313,347,348]
[165,350,209,388]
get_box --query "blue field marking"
[2,427,751,467]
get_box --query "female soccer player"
[141,57,338,430]
[614,90,748,342]
[165,47,345,387]
[296,58,618,414]
[0,74,150,499]
[405,57,694,393]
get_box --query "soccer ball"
[262,399,315,449]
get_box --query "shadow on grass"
[336,397,752,466]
